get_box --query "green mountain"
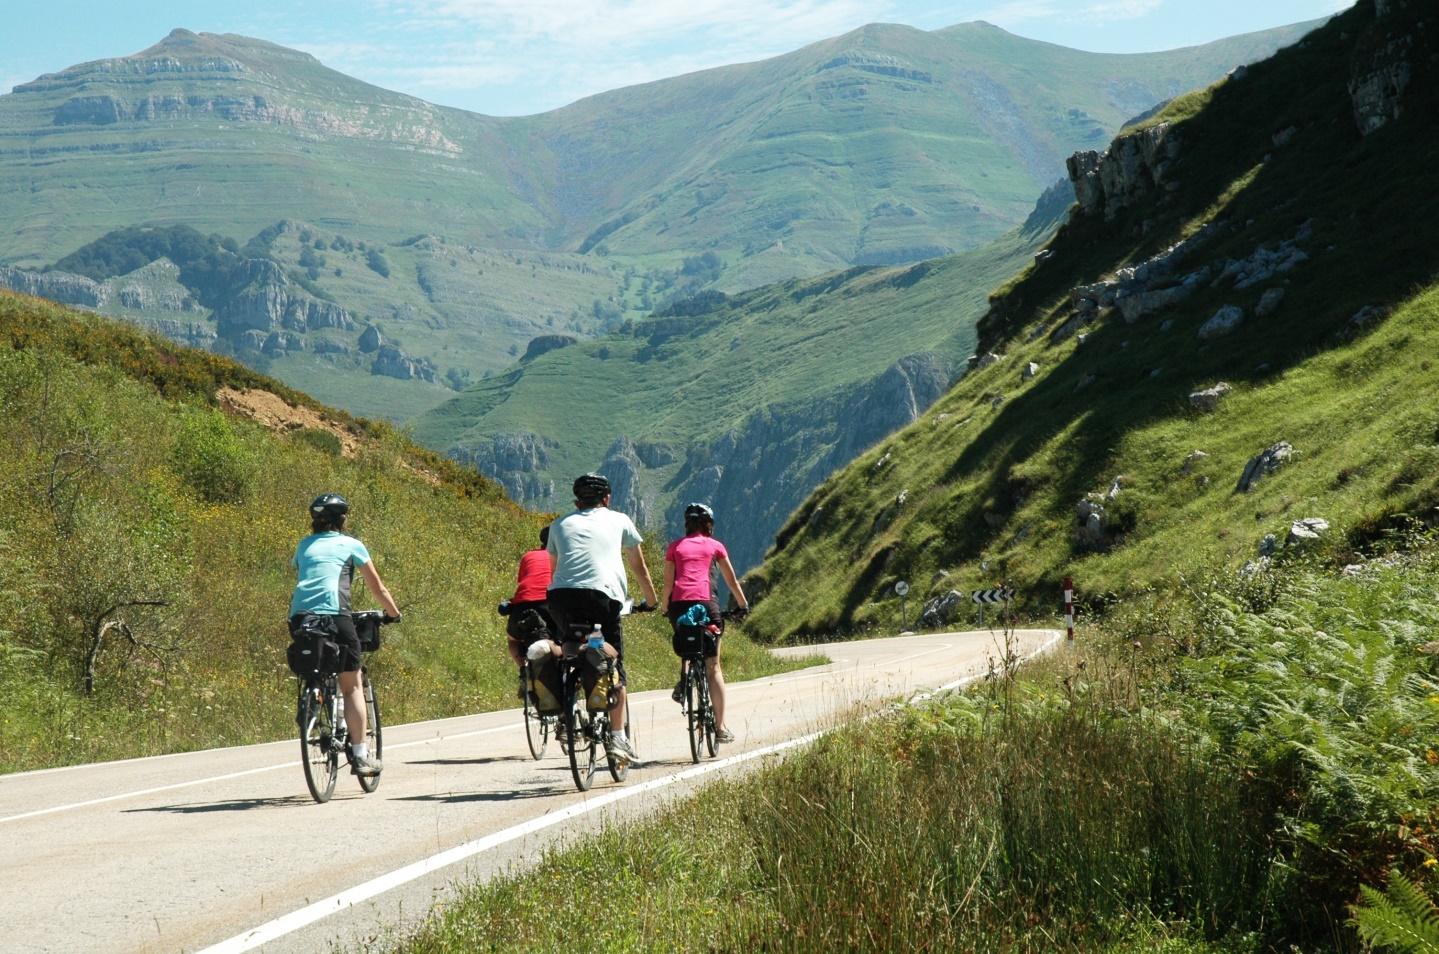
[745,0,1439,639]
[0,22,1319,418]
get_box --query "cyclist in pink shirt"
[660,503,749,743]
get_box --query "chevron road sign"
[971,588,1015,604]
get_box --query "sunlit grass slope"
[749,1,1439,640]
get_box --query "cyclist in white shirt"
[546,473,658,762]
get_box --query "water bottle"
[587,624,604,651]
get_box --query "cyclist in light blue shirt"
[289,493,400,777]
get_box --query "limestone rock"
[371,344,437,383]
[1238,441,1293,493]
[918,590,967,630]
[1189,382,1233,411]
[311,337,351,355]
[1197,305,1245,340]
[1255,288,1286,317]
[261,331,305,355]
[1067,121,1181,221]
[0,265,107,307]
[1287,517,1330,544]
[1182,451,1209,475]
[1259,534,1278,557]
[977,352,1001,370]
[1023,362,1040,381]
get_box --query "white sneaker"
[606,735,639,763]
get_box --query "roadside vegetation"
[385,539,1439,953]
[0,291,803,773]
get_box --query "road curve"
[0,628,1058,953]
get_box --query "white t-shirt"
[546,506,643,601]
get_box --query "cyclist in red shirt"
[660,503,749,743]
[499,526,556,694]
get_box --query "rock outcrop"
[1067,121,1181,221]
[1238,442,1293,492]
[358,325,382,353]
[371,344,437,382]
[1349,0,1426,135]
[0,265,107,307]
[214,260,355,338]
[1189,383,1233,411]
[447,432,557,503]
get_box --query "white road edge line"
[199,629,1064,954]
[0,724,521,825]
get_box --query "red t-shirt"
[665,533,728,601]
[512,549,551,603]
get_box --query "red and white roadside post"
[1063,576,1075,651]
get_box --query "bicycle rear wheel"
[701,672,718,758]
[358,674,383,794]
[607,707,632,782]
[568,695,597,791]
[300,684,339,803]
[686,667,703,764]
[523,663,548,760]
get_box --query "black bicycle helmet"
[573,472,611,501]
[683,502,714,521]
[309,493,349,519]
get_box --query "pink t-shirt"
[665,534,728,601]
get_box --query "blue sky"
[2,0,1353,116]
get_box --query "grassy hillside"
[409,192,1064,572]
[0,290,802,773]
[747,0,1439,640]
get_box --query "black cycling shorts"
[668,599,722,659]
[547,588,627,685]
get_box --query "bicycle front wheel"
[568,695,597,791]
[686,669,704,764]
[300,684,339,803]
[358,675,383,794]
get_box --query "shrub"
[171,410,257,504]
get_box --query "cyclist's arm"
[659,558,675,615]
[358,561,402,618]
[717,556,748,610]
[625,544,659,606]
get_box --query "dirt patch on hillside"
[217,387,359,458]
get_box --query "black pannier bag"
[287,613,342,677]
[671,621,722,658]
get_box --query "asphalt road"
[0,628,1058,953]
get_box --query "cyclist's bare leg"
[706,655,727,730]
[611,685,627,736]
[338,669,368,743]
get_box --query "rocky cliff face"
[214,260,355,338]
[1349,0,1433,135]
[448,432,558,503]
[0,266,107,307]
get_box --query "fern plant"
[1352,871,1439,953]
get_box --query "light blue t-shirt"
[547,506,642,602]
[290,532,371,616]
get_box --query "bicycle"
[675,609,743,763]
[555,603,651,791]
[296,610,390,803]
